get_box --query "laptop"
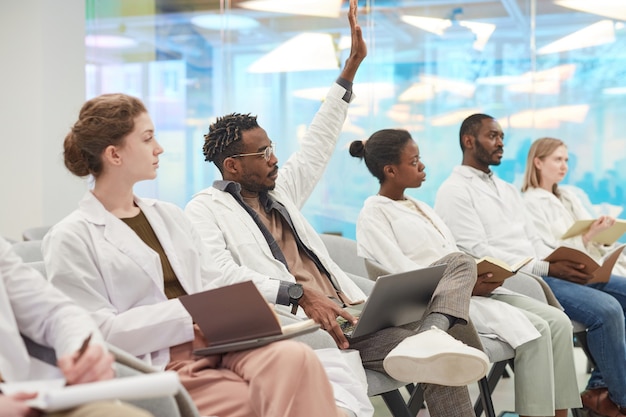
[179,281,319,356]
[339,264,447,339]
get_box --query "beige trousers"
[167,326,344,417]
[48,401,152,417]
[491,293,582,416]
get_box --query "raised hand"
[340,0,367,82]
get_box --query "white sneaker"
[383,326,489,385]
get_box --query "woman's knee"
[266,340,318,366]
[591,296,625,331]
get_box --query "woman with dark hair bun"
[351,129,581,417]
[43,93,350,417]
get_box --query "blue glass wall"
[86,0,626,239]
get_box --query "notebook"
[179,281,319,355]
[339,264,447,339]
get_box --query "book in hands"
[0,371,179,412]
[561,219,626,245]
[544,244,626,284]
[179,281,319,356]
[476,256,533,283]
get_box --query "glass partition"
[86,0,626,238]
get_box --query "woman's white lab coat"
[523,186,626,276]
[0,237,102,381]
[356,194,540,348]
[356,195,458,271]
[42,192,222,370]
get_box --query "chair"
[320,233,499,417]
[367,256,588,417]
[22,335,196,417]
[363,257,505,417]
[12,240,43,262]
[22,225,51,241]
[21,260,200,417]
[319,233,368,278]
[503,273,591,417]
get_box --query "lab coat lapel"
[80,193,164,291]
[215,191,277,259]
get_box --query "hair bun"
[349,140,365,158]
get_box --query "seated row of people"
[0,236,152,417]
[16,2,488,416]
[6,3,625,416]
[350,114,626,417]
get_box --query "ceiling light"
[401,16,451,36]
[504,105,589,128]
[248,33,338,73]
[292,82,395,104]
[239,0,342,18]
[458,21,496,51]
[431,108,483,126]
[191,14,259,31]
[603,87,626,95]
[401,15,495,51]
[555,0,626,21]
[399,83,436,102]
[538,20,615,54]
[85,35,137,49]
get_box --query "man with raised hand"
[185,2,489,415]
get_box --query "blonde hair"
[521,137,566,194]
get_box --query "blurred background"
[85,0,626,237]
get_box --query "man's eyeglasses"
[231,144,275,162]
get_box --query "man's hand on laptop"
[299,287,356,349]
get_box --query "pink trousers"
[167,326,344,417]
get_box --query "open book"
[476,256,533,283]
[0,371,179,412]
[544,244,626,284]
[179,281,319,356]
[561,219,626,245]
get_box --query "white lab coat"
[356,195,540,348]
[356,195,458,271]
[43,193,373,417]
[42,192,222,370]
[523,186,626,276]
[434,165,553,271]
[185,82,367,313]
[0,237,103,382]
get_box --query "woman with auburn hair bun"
[43,92,350,417]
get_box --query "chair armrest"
[345,272,374,296]
[107,343,159,374]
[107,343,200,417]
[22,335,57,365]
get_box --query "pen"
[75,333,92,363]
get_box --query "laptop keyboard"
[337,317,356,337]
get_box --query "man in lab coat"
[0,236,152,417]
[184,2,490,416]
[434,113,626,417]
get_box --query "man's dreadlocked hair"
[202,113,260,173]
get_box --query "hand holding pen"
[57,333,115,385]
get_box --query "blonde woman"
[522,137,626,417]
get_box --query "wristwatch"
[288,283,304,315]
